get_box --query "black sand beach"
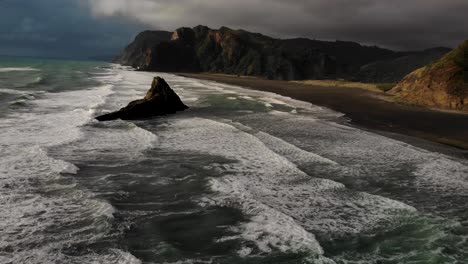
[180,73,468,152]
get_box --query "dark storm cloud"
[0,0,144,58]
[86,0,468,50]
[1,0,467,58]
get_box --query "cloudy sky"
[1,0,467,58]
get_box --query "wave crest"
[0,67,40,72]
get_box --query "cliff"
[390,40,467,111]
[114,30,173,69]
[115,26,402,80]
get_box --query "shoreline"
[179,73,468,152]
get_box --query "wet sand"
[179,73,468,152]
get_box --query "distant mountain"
[355,47,451,83]
[115,26,403,80]
[115,25,451,81]
[390,40,467,111]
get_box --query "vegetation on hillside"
[294,79,396,93]
[115,26,411,81]
[391,40,467,111]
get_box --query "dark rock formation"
[390,40,467,111]
[114,26,403,80]
[114,30,173,69]
[355,47,451,83]
[96,77,188,121]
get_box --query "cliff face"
[390,41,468,111]
[115,26,402,80]
[356,48,451,83]
[114,30,173,69]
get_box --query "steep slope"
[115,26,401,80]
[356,47,451,83]
[114,30,172,68]
[390,40,467,111]
[281,38,398,76]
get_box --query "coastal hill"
[115,25,450,81]
[355,47,451,83]
[390,40,467,111]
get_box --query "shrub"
[376,83,396,92]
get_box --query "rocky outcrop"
[96,77,188,121]
[390,40,467,111]
[115,26,403,80]
[355,47,451,83]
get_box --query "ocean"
[0,56,467,264]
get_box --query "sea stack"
[96,77,188,121]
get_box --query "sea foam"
[0,77,124,262]
[0,67,40,72]
[156,117,415,260]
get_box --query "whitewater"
[0,58,467,264]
